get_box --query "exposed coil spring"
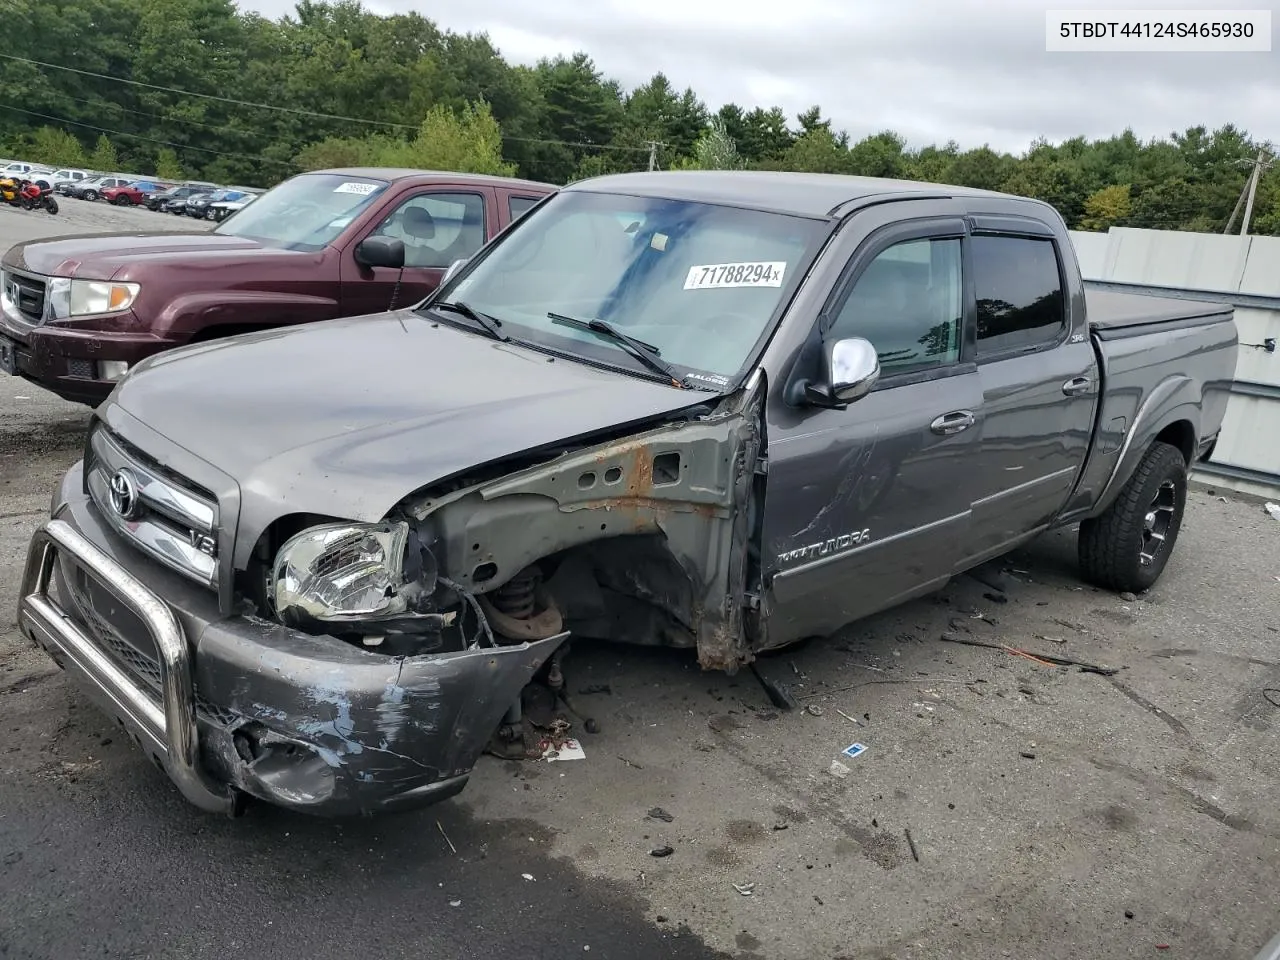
[489,566,541,619]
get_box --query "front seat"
[400,206,437,266]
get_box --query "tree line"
[2,0,1277,235]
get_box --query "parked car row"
[0,158,265,221]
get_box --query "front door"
[759,219,984,645]
[957,222,1098,568]
[341,189,493,316]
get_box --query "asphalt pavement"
[2,199,1280,960]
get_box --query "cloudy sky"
[241,0,1276,154]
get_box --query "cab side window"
[508,195,540,222]
[368,192,487,268]
[826,237,963,376]
[972,234,1066,357]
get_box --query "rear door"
[760,216,985,642]
[340,186,497,316]
[955,217,1098,568]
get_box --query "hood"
[102,310,716,541]
[2,232,281,278]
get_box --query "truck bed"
[1085,288,1233,338]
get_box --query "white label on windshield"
[684,261,786,290]
[333,181,378,195]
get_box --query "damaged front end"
[232,378,766,788]
[20,380,764,817]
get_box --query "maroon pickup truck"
[0,168,556,404]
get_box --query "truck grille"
[86,425,221,591]
[63,570,240,727]
[2,269,46,325]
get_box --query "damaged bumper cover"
[16,464,567,817]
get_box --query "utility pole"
[643,140,666,172]
[1225,148,1275,235]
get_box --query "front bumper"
[0,302,177,405]
[17,463,568,817]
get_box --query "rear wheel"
[44,196,58,215]
[1078,441,1188,593]
[83,189,98,201]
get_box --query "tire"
[1078,440,1188,593]
[83,190,98,201]
[44,197,58,215]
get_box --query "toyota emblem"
[108,469,139,520]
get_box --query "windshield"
[214,172,389,251]
[434,190,826,385]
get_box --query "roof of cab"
[564,170,1021,219]
[311,167,557,192]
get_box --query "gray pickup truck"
[17,170,1237,818]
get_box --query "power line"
[0,53,420,129]
[5,53,655,154]
[57,92,274,139]
[0,102,296,168]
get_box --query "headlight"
[45,278,140,319]
[271,521,410,625]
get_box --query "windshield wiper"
[432,300,508,341]
[547,312,684,387]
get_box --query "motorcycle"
[0,177,59,214]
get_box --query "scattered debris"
[1217,496,1228,503]
[522,873,536,882]
[751,663,799,711]
[542,738,586,761]
[835,708,865,727]
[904,827,920,862]
[732,882,756,897]
[1120,591,1138,602]
[1264,502,1280,521]
[983,592,1008,604]
[649,845,674,858]
[617,755,644,769]
[647,807,674,823]
[1034,634,1067,644]
[842,743,867,759]
[805,704,824,717]
[772,823,789,831]
[449,899,462,907]
[1019,751,1037,760]
[1125,911,1134,920]
[578,683,612,695]
[938,633,1119,676]
[828,760,851,779]
[437,820,457,855]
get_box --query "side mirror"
[795,337,880,409]
[354,236,405,269]
[441,258,468,285]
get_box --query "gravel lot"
[2,201,1280,960]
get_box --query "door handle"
[930,410,975,435]
[1062,376,1093,396]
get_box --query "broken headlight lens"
[271,521,410,625]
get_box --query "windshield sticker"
[685,372,730,388]
[333,181,379,195]
[684,261,786,290]
[651,233,669,252]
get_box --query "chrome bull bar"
[18,518,237,814]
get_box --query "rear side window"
[508,195,540,221]
[972,235,1066,356]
